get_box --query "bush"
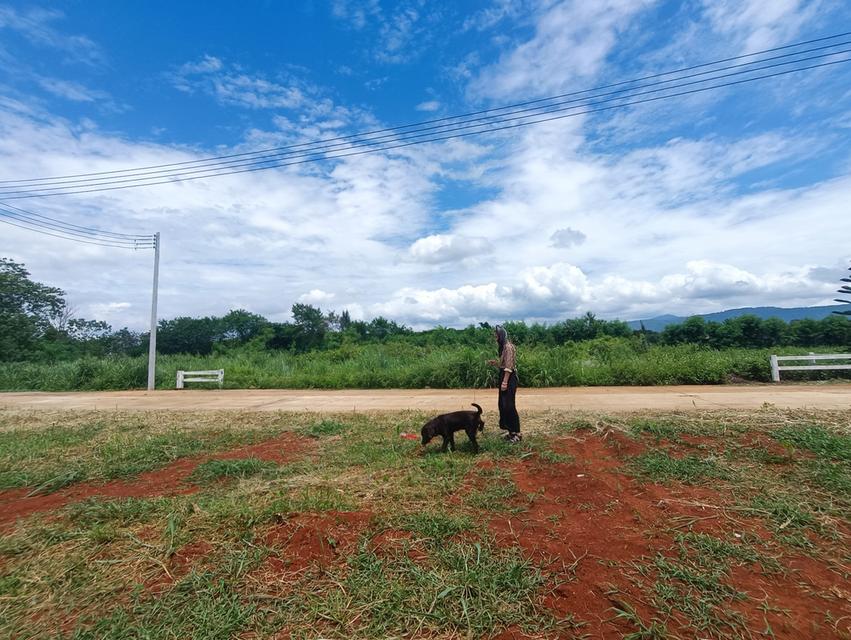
[0,340,847,391]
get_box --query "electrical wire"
[0,201,152,239]
[0,205,154,243]
[0,204,155,248]
[6,39,851,195]
[3,30,849,186]
[2,51,850,199]
[0,216,155,248]
[2,55,848,200]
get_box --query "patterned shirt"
[499,340,516,372]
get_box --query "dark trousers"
[498,370,520,433]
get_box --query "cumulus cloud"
[2,2,850,332]
[0,101,438,329]
[88,302,132,319]
[373,260,839,326]
[408,234,493,263]
[415,100,440,112]
[298,289,336,304]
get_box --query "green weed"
[0,422,102,488]
[772,424,851,461]
[630,451,728,484]
[395,512,475,541]
[190,458,272,483]
[465,467,519,512]
[300,419,349,438]
[278,539,554,639]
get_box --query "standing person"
[488,325,521,442]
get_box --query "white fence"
[176,369,224,389]
[769,354,851,382]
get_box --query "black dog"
[421,403,484,453]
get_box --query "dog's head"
[420,422,436,446]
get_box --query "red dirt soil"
[0,431,312,530]
[145,539,214,593]
[488,430,851,639]
[253,510,373,577]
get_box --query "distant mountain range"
[627,304,851,332]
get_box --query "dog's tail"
[471,403,483,414]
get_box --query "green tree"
[789,318,821,347]
[291,303,328,351]
[681,316,710,344]
[66,318,112,342]
[220,309,267,342]
[156,316,222,354]
[0,258,67,361]
[835,266,851,316]
[103,328,144,356]
[761,317,788,346]
[366,316,409,341]
[818,315,851,345]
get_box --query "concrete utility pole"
[147,232,160,391]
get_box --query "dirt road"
[1,384,849,412]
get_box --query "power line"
[0,201,152,239]
[2,55,849,199]
[0,204,154,243]
[6,39,850,194]
[0,204,155,248]
[0,215,155,248]
[4,30,849,187]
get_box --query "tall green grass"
[0,338,847,391]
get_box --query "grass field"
[1,408,849,639]
[2,341,849,391]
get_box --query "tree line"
[2,257,849,363]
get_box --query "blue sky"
[1,0,850,329]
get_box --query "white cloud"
[408,234,493,263]
[0,5,102,65]
[701,0,825,52]
[331,0,381,30]
[373,259,840,326]
[550,227,586,248]
[462,0,532,32]
[178,54,223,75]
[89,302,132,319]
[415,100,440,112]
[330,0,438,65]
[36,77,109,103]
[0,100,439,329]
[172,57,307,110]
[2,3,850,332]
[298,289,336,304]
[469,0,657,100]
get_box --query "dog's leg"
[448,432,456,452]
[441,434,449,452]
[467,427,479,454]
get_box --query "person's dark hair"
[495,325,507,356]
